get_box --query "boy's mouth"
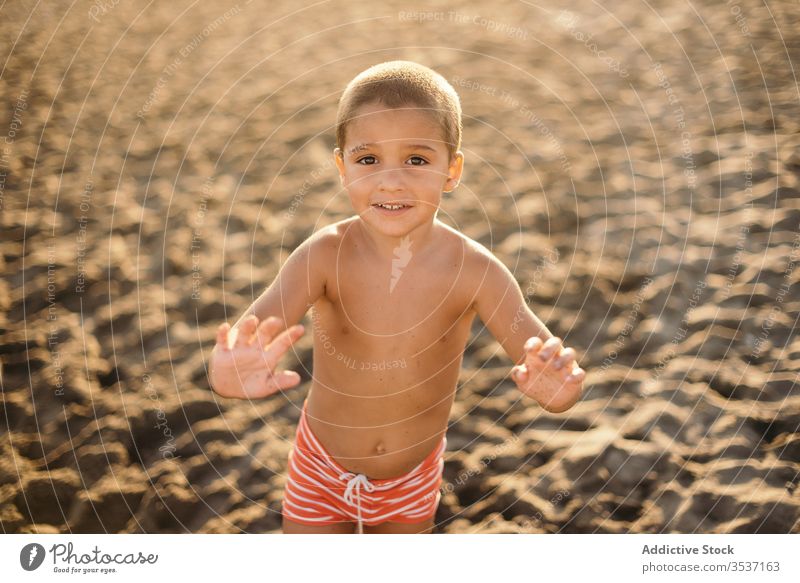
[372,201,413,212]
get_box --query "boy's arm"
[471,248,584,413]
[231,229,332,333]
[209,230,331,398]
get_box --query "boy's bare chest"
[324,249,472,333]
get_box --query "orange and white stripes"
[282,401,446,533]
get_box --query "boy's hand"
[209,315,305,399]
[510,336,585,413]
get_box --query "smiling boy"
[209,60,586,534]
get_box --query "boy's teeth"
[376,203,406,210]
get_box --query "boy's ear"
[333,148,346,186]
[443,150,464,193]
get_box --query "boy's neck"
[355,216,439,262]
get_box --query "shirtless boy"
[209,61,586,534]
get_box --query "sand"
[1,0,798,533]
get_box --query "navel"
[375,442,386,455]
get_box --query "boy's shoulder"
[284,220,343,276]
[434,219,501,267]
[434,221,517,314]
[304,216,355,253]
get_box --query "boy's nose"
[376,167,406,192]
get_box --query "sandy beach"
[1,0,798,533]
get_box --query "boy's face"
[334,103,463,239]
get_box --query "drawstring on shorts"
[340,472,375,534]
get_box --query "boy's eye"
[355,155,428,166]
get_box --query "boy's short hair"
[336,60,462,160]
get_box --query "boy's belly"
[305,378,456,479]
[304,329,467,478]
[303,298,475,478]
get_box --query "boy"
[209,61,586,534]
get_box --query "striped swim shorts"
[282,400,446,533]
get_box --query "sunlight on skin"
[209,314,305,399]
[510,336,586,413]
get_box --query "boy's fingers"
[553,347,576,370]
[537,337,562,361]
[225,327,236,350]
[256,317,282,347]
[216,323,231,349]
[566,368,586,383]
[523,336,543,353]
[262,324,305,363]
[511,364,528,384]
[235,316,259,348]
[266,370,302,392]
